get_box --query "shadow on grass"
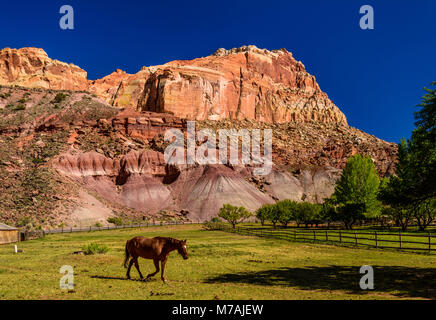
[90,275,155,282]
[205,266,436,299]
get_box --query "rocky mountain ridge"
[0,46,347,125]
[0,45,397,227]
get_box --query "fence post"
[90,226,92,232]
[429,233,432,254]
[62,227,64,233]
[325,231,328,242]
[339,230,342,243]
[375,232,378,248]
[313,230,316,242]
[354,231,358,246]
[294,230,296,241]
[399,232,402,249]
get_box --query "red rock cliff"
[0,46,347,126]
[0,47,88,91]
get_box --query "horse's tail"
[123,240,130,268]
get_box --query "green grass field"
[0,224,435,300]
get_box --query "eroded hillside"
[0,85,396,228]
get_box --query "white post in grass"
[14,245,17,253]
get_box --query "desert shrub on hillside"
[12,104,26,111]
[52,92,67,104]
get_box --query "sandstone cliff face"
[150,47,344,124]
[92,46,347,125]
[0,46,347,126]
[0,48,88,91]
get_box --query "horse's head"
[177,239,189,260]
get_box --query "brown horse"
[123,236,188,283]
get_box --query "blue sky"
[0,0,435,143]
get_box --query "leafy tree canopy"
[218,204,252,228]
[332,154,381,220]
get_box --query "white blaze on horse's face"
[179,241,189,260]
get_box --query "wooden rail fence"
[210,223,436,254]
[41,221,200,235]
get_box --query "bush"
[17,216,31,227]
[0,92,11,99]
[82,243,109,255]
[13,104,26,111]
[107,217,123,226]
[52,93,67,104]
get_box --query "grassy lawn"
[0,224,435,300]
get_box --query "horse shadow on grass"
[204,266,436,299]
[90,275,156,283]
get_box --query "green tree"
[331,154,381,229]
[378,174,414,231]
[319,200,337,229]
[265,204,281,229]
[379,84,436,230]
[276,200,299,227]
[218,204,252,229]
[256,204,275,226]
[311,204,323,227]
[392,83,436,206]
[412,82,436,202]
[297,202,322,228]
[413,198,436,231]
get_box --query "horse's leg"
[160,256,169,283]
[134,258,144,280]
[146,258,160,279]
[126,259,134,279]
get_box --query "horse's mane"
[154,236,180,244]
[167,237,181,244]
